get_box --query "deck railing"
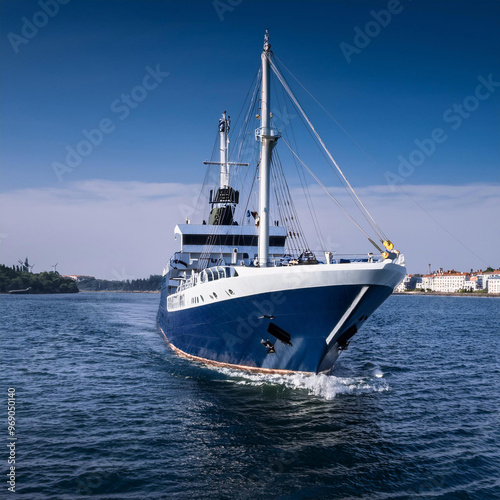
[176,266,238,294]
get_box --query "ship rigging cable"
[268,55,389,244]
[197,48,395,268]
[271,151,310,256]
[272,77,326,251]
[274,55,379,166]
[281,136,376,246]
[197,72,263,271]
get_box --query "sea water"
[1,293,499,499]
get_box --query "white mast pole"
[219,111,229,187]
[258,30,272,267]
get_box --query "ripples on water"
[1,293,499,499]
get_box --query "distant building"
[420,274,434,291]
[478,270,500,292]
[432,271,469,292]
[482,270,500,278]
[411,268,500,293]
[475,274,486,289]
[486,277,500,294]
[394,274,422,292]
[418,271,469,292]
[463,277,478,291]
[63,275,95,282]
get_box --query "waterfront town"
[395,268,500,294]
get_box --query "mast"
[203,114,248,226]
[257,29,279,267]
[219,111,229,187]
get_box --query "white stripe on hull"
[326,285,369,344]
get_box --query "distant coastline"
[394,291,500,298]
[0,264,162,294]
[4,290,494,297]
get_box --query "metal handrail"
[175,266,237,293]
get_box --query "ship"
[157,31,406,374]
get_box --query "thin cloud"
[0,181,498,279]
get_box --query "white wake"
[213,367,389,400]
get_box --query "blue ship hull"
[157,280,393,374]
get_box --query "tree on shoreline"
[0,264,78,294]
[484,267,498,273]
[77,275,162,292]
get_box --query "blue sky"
[1,0,499,277]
